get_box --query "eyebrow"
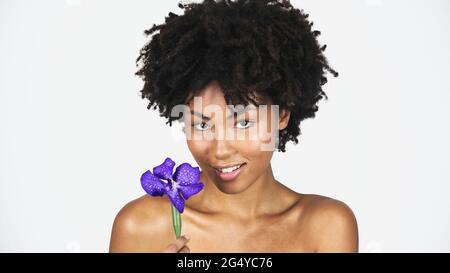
[190,110,211,121]
[190,106,256,120]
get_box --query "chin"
[212,178,251,195]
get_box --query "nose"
[212,138,236,160]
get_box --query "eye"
[236,119,254,129]
[192,122,210,131]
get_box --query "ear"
[278,109,291,130]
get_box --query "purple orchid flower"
[140,157,204,213]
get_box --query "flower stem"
[171,204,182,239]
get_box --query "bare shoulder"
[297,194,359,252]
[109,195,172,252]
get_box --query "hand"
[162,235,191,253]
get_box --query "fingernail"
[184,235,190,240]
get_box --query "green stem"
[171,204,182,239]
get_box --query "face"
[183,81,290,194]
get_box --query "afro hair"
[136,0,338,152]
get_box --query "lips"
[214,163,244,173]
[213,163,246,181]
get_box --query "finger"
[163,243,178,253]
[178,246,190,253]
[163,235,190,253]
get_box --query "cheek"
[239,127,276,154]
[236,140,261,156]
[186,139,209,159]
[234,139,273,161]
[236,141,273,178]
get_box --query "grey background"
[1,0,449,252]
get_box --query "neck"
[197,164,283,220]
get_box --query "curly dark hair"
[136,0,338,152]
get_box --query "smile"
[216,163,245,173]
[213,163,246,181]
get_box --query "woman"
[110,0,358,252]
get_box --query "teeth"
[219,164,242,173]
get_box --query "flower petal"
[140,170,165,196]
[153,157,175,180]
[178,182,204,200]
[164,186,185,213]
[173,163,201,186]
